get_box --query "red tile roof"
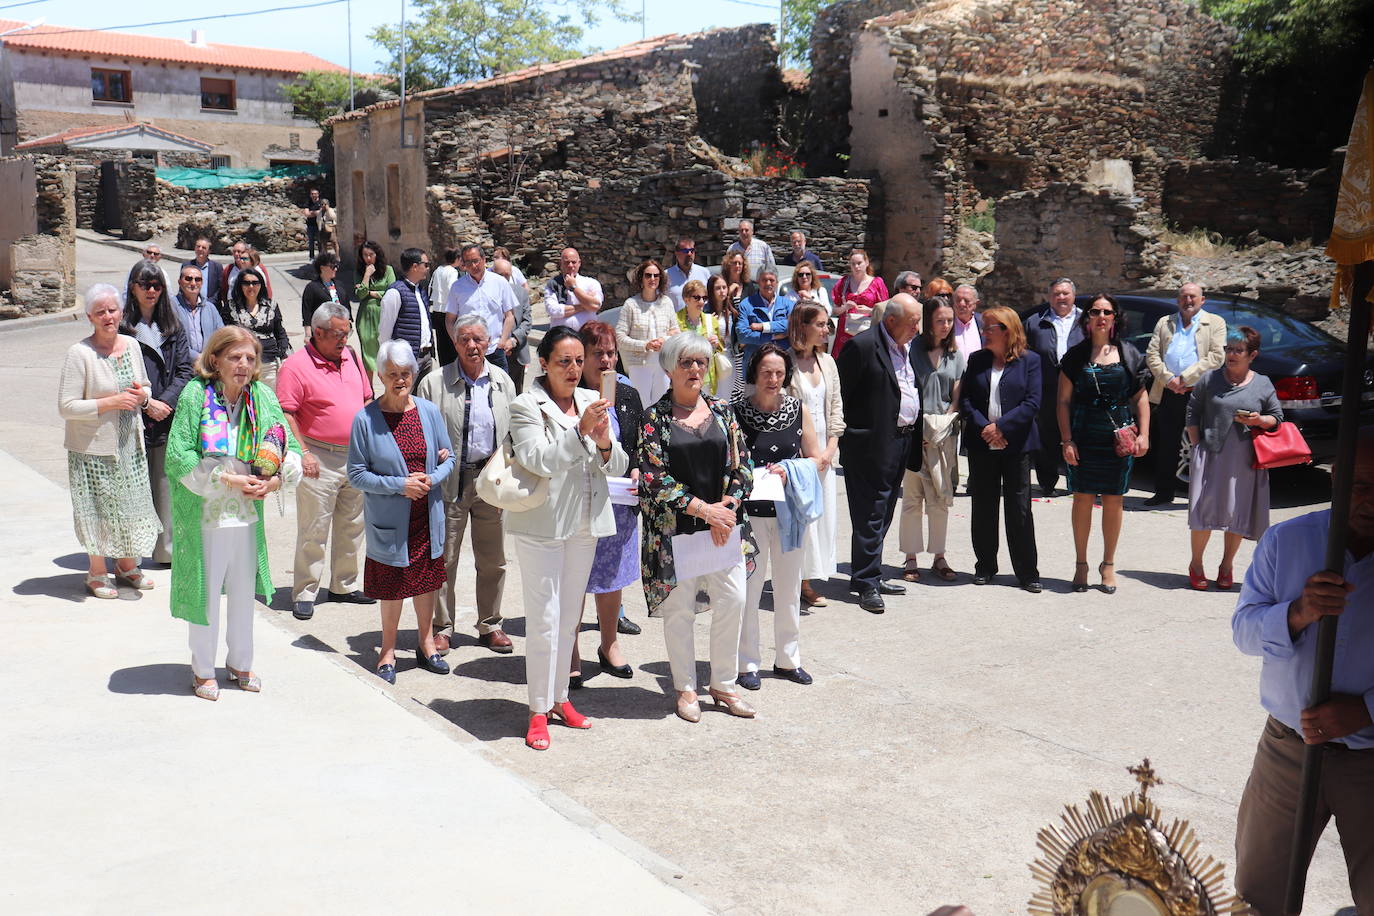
[15,121,213,151]
[0,18,345,75]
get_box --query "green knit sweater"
[165,377,301,625]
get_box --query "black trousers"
[306,222,319,258]
[841,431,912,590]
[431,312,457,367]
[968,449,1039,583]
[487,347,509,373]
[1033,403,1063,492]
[508,359,526,394]
[1150,388,1190,499]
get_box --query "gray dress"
[1185,369,1283,539]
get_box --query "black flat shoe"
[1020,580,1044,594]
[569,673,584,690]
[737,671,761,691]
[328,589,377,605]
[292,600,315,621]
[1142,494,1172,507]
[972,574,991,586]
[859,589,885,614]
[597,648,633,679]
[376,663,396,684]
[416,650,450,675]
[615,616,642,636]
[877,580,906,595]
[772,665,813,685]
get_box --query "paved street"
[0,235,1350,914]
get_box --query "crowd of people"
[57,223,1307,747]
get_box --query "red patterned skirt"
[363,406,447,600]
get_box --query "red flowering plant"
[746,144,806,179]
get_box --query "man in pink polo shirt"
[278,301,376,621]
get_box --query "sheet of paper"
[749,466,786,502]
[606,475,639,506]
[671,527,742,581]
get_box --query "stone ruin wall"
[1162,150,1344,245]
[568,170,876,302]
[980,182,1168,310]
[0,154,76,317]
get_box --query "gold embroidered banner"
[1328,69,1374,311]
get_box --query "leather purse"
[1251,422,1311,469]
[475,439,549,512]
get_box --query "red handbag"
[1251,422,1312,469]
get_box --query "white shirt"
[378,280,434,351]
[460,362,496,463]
[428,264,459,309]
[543,273,604,330]
[726,238,776,281]
[988,366,1006,449]
[1050,308,1080,360]
[880,322,920,427]
[666,263,711,311]
[446,269,516,355]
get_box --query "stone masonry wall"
[0,154,76,317]
[803,0,912,177]
[567,169,875,302]
[980,183,1167,311]
[1162,151,1344,244]
[874,0,1234,215]
[160,175,333,254]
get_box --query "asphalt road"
[0,235,1350,914]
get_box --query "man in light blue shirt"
[665,236,710,311]
[445,243,516,372]
[1230,429,1374,912]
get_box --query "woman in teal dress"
[352,241,394,381]
[1057,294,1150,593]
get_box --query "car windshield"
[1205,300,1332,350]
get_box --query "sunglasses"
[1088,308,1115,317]
[241,280,262,287]
[677,247,695,253]
[136,281,163,290]
[643,272,661,278]
[685,294,706,301]
[181,276,203,284]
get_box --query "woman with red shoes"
[1183,325,1283,590]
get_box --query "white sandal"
[85,575,118,599]
[114,565,154,590]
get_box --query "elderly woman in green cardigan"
[353,241,394,380]
[166,326,302,701]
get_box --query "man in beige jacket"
[1143,283,1226,505]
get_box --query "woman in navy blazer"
[348,340,456,684]
[959,306,1043,592]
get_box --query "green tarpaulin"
[156,165,323,189]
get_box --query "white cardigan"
[504,384,628,539]
[616,295,678,368]
[59,335,151,457]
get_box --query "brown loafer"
[800,581,827,607]
[433,633,451,656]
[478,630,513,653]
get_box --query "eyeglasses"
[685,294,706,301]
[319,327,350,339]
[1223,345,1249,354]
[236,255,251,262]
[136,280,163,290]
[1088,308,1115,317]
[677,358,707,370]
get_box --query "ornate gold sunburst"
[1028,760,1251,915]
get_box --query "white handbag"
[475,439,549,512]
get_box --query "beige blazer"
[1144,310,1227,403]
[616,295,679,367]
[59,335,151,457]
[414,358,516,500]
[504,383,628,540]
[785,350,846,440]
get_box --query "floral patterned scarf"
[199,382,287,476]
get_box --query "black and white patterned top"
[734,393,802,518]
[221,298,291,363]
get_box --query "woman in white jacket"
[616,259,678,408]
[506,326,628,750]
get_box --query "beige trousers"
[899,468,950,557]
[292,441,364,602]
[433,472,507,637]
[1234,716,1374,913]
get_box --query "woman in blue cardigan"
[959,306,1043,593]
[348,340,455,684]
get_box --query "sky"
[0,0,782,73]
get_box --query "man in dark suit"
[1024,277,1083,497]
[836,293,924,613]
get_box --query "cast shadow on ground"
[108,662,191,696]
[1118,568,1196,591]
[266,586,294,612]
[13,571,143,603]
[52,552,90,570]
[427,697,534,741]
[451,653,525,685]
[291,633,338,653]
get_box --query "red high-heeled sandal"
[1188,565,1209,591]
[1216,566,1234,590]
[550,701,591,729]
[525,714,550,750]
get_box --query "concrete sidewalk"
[0,449,704,916]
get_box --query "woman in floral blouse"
[639,332,757,724]
[221,267,290,389]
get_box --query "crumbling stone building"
[329,27,879,301]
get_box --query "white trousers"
[188,524,257,679]
[513,530,599,713]
[899,468,950,557]
[626,364,669,409]
[659,561,746,693]
[742,516,805,671]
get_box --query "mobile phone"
[600,371,617,403]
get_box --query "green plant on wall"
[1199,0,1374,72]
[781,0,835,71]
